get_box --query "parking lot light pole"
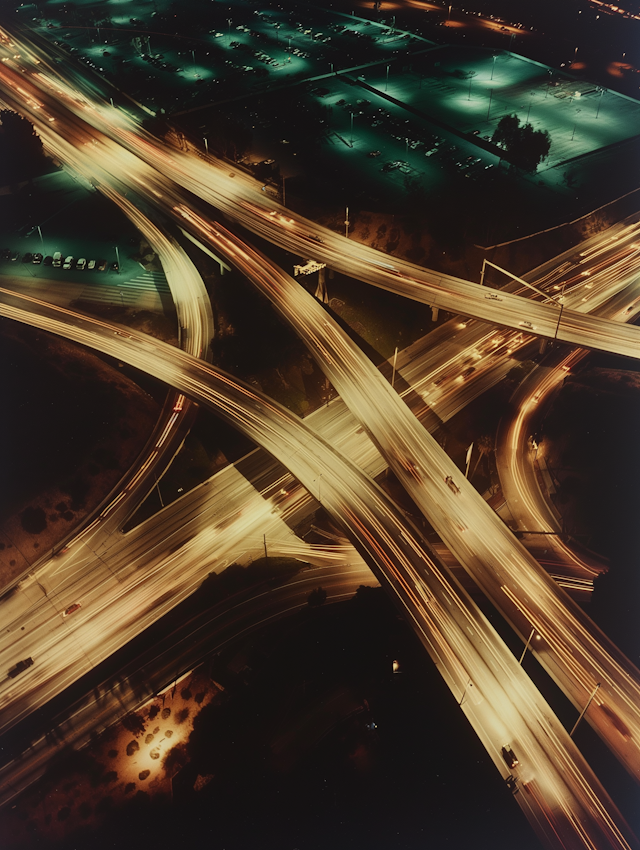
[385,64,389,91]
[37,225,43,247]
[114,245,120,274]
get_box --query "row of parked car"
[0,249,118,272]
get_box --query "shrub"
[148,705,160,720]
[124,783,136,795]
[175,708,190,725]
[95,796,113,814]
[181,688,192,700]
[126,740,139,757]
[194,691,206,704]
[145,734,154,744]
[138,770,150,781]
[107,749,118,759]
[21,507,47,534]
[102,771,118,784]
[161,707,171,720]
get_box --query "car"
[484,292,503,301]
[368,150,381,157]
[22,252,33,263]
[76,258,87,270]
[43,255,53,266]
[32,252,43,264]
[444,475,461,495]
[97,259,107,271]
[52,251,62,267]
[8,657,34,678]
[501,745,519,769]
[10,251,19,261]
[0,248,10,260]
[63,256,74,269]
[111,261,119,272]
[63,602,81,617]
[88,259,96,270]
[519,320,535,330]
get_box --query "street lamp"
[114,245,120,274]
[36,225,43,247]
[554,285,566,339]
[227,18,232,45]
[487,88,493,121]
[595,88,605,119]
[345,206,350,239]
[570,683,601,737]
[203,136,208,154]
[385,64,390,91]
[490,53,497,81]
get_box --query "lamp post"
[37,225,43,247]
[114,245,120,274]
[554,286,566,339]
[350,111,354,147]
[595,88,605,119]
[345,206,350,239]
[491,53,497,80]
[203,136,208,154]
[487,88,493,121]
[467,71,476,101]
[519,628,536,664]
[227,18,232,45]
[385,64,390,91]
[570,683,601,737]
[391,345,398,389]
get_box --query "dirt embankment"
[0,322,159,589]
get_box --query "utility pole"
[385,64,390,91]
[344,206,350,239]
[487,88,493,121]
[570,683,601,737]
[391,345,398,389]
[114,245,120,273]
[263,534,268,560]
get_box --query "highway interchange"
[1,21,640,850]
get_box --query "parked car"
[76,258,87,270]
[52,251,62,267]
[43,255,53,266]
[87,259,96,270]
[97,259,107,271]
[10,250,19,261]
[63,256,74,269]
[111,261,119,272]
[32,252,43,264]
[0,248,10,259]
[63,602,81,617]
[22,252,33,263]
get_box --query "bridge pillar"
[431,306,439,322]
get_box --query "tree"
[307,586,327,607]
[0,110,47,183]
[491,114,551,172]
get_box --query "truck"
[8,657,34,679]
